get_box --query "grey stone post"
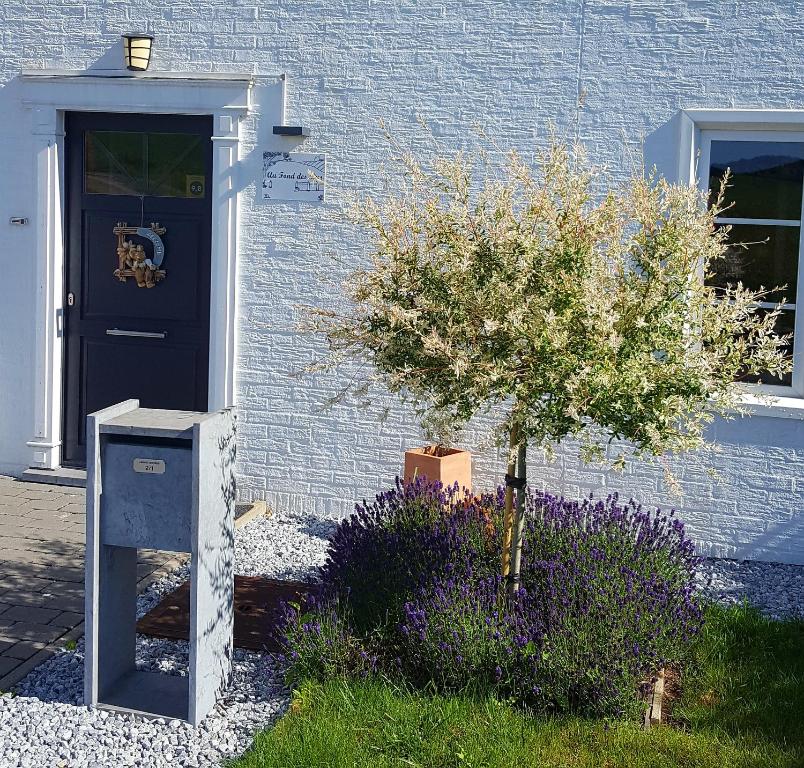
[85,402,236,726]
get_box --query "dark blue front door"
[62,112,213,467]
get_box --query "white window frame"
[699,128,804,398]
[680,110,804,416]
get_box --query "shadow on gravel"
[292,514,338,543]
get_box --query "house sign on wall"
[262,152,326,202]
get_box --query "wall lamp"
[122,32,154,72]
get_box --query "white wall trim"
[26,106,65,469]
[209,114,241,411]
[20,69,257,468]
[678,109,804,186]
[683,108,804,131]
[20,69,261,83]
[732,392,804,420]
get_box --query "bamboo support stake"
[500,424,520,581]
[508,441,527,597]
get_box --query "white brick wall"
[0,0,802,562]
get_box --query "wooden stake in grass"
[643,668,666,730]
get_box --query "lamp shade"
[122,32,154,71]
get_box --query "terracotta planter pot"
[403,446,472,493]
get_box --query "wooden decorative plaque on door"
[113,221,167,288]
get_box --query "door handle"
[106,329,167,339]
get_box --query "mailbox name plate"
[133,458,166,474]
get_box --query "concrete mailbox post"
[84,399,236,725]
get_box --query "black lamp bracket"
[272,126,310,137]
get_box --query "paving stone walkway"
[0,474,179,689]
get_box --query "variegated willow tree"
[304,139,791,597]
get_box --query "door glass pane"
[85,131,206,198]
[708,224,799,303]
[709,140,804,220]
[85,132,146,196]
[147,134,206,198]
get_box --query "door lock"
[67,292,75,307]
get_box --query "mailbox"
[84,399,236,726]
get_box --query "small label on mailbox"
[133,458,166,474]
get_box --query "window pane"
[85,131,206,198]
[736,308,794,387]
[709,140,804,220]
[708,224,799,303]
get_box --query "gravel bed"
[696,557,804,620]
[3,510,336,768]
[2,505,803,766]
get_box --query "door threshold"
[21,466,87,488]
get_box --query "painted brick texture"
[0,1,802,562]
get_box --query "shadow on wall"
[83,39,128,74]
[465,404,804,566]
[239,78,310,210]
[642,110,687,185]
[733,514,804,562]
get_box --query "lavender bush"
[280,598,379,687]
[318,478,499,633]
[280,479,703,716]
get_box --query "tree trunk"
[501,424,527,598]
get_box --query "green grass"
[230,604,804,768]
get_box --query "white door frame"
[20,70,256,469]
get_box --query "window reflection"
[708,138,803,388]
[709,140,804,220]
[710,224,799,303]
[736,309,794,387]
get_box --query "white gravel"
[4,510,336,768]
[696,557,804,620]
[4,644,285,768]
[2,505,803,767]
